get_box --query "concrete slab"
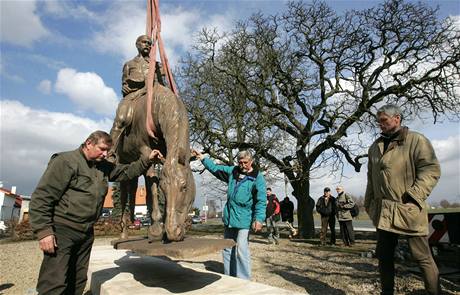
[112,237,235,259]
[88,245,303,295]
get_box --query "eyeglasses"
[238,160,251,165]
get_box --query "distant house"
[0,187,22,221]
[103,185,149,217]
[19,195,31,222]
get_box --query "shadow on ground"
[89,252,221,293]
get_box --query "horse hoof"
[165,225,185,242]
[148,222,164,241]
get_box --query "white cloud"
[90,2,146,61]
[431,135,460,201]
[37,80,52,94]
[54,68,119,116]
[0,0,49,47]
[28,54,67,70]
[307,134,460,203]
[42,1,97,20]
[1,71,25,83]
[90,2,233,64]
[0,100,112,195]
[0,59,25,83]
[449,15,460,29]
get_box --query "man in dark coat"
[316,187,337,246]
[30,130,162,294]
[280,196,294,223]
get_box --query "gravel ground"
[0,233,459,295]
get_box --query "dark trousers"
[320,215,336,245]
[37,224,94,295]
[339,220,354,245]
[376,229,440,295]
[266,216,280,242]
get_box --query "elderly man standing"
[192,149,266,280]
[316,187,336,246]
[30,131,162,295]
[365,104,441,295]
[336,185,355,246]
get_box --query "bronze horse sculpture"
[116,82,196,242]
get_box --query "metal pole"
[204,194,207,223]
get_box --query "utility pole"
[218,197,224,217]
[203,194,208,223]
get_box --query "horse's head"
[160,153,195,241]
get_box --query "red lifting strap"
[145,0,179,138]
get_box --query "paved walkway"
[88,245,304,295]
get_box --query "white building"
[0,187,22,221]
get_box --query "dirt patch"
[0,232,458,294]
[176,231,459,295]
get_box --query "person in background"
[191,149,266,280]
[280,196,294,224]
[315,187,336,246]
[30,130,162,295]
[281,195,297,238]
[336,185,355,246]
[265,188,281,245]
[365,104,441,295]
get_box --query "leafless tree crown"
[178,0,460,237]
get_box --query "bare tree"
[354,196,365,208]
[179,0,460,237]
[439,199,451,209]
[451,202,460,208]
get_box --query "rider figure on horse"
[109,35,164,160]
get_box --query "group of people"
[192,104,441,295]
[28,32,441,295]
[315,186,355,246]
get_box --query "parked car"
[128,219,141,230]
[140,216,151,226]
[101,208,111,218]
[191,215,202,224]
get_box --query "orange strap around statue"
[145,0,179,138]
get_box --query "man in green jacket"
[191,149,266,280]
[364,105,441,295]
[30,130,162,295]
[336,185,355,246]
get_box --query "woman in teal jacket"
[192,149,266,280]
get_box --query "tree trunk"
[292,180,315,238]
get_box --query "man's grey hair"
[237,150,253,160]
[83,130,112,146]
[377,104,403,120]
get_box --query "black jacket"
[315,195,337,217]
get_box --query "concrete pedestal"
[88,245,302,295]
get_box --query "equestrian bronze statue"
[109,35,195,242]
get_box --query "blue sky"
[1,0,459,208]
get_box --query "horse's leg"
[119,180,129,239]
[145,165,165,241]
[127,178,137,223]
[120,178,138,239]
[143,173,153,222]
